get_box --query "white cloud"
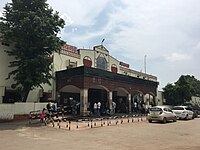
[60,13,74,26]
[47,0,200,88]
[165,53,191,62]
[1,0,200,89]
[48,0,110,26]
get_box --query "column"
[80,88,88,116]
[108,91,113,112]
[153,96,156,106]
[0,87,5,103]
[148,94,151,107]
[0,97,2,103]
[128,93,131,113]
[56,92,61,105]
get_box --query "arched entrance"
[144,92,156,108]
[132,91,145,114]
[56,66,159,116]
[88,85,109,115]
[58,85,81,114]
[113,88,129,113]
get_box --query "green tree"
[0,0,65,102]
[163,83,176,105]
[163,75,197,105]
[184,75,200,96]
[175,75,194,104]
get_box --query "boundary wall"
[0,102,47,120]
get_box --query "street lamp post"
[144,55,147,74]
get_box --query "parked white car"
[147,106,177,123]
[172,106,194,120]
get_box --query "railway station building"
[0,41,159,116]
[54,44,158,115]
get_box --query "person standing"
[46,101,53,113]
[112,101,116,114]
[93,103,97,115]
[97,101,101,116]
[134,101,138,113]
[52,101,57,113]
[40,108,46,125]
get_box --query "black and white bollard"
[69,121,71,131]
[57,119,61,128]
[76,120,79,129]
[91,120,93,128]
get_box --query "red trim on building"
[120,61,129,68]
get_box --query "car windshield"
[172,107,184,110]
[185,107,193,111]
[149,107,162,112]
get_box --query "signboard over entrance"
[60,44,80,59]
[62,44,78,53]
[120,61,129,68]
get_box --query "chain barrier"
[47,113,147,131]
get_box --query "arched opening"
[83,56,92,67]
[113,88,129,113]
[144,92,156,108]
[88,85,109,116]
[111,64,118,73]
[132,91,145,114]
[58,85,81,115]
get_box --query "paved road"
[0,118,200,150]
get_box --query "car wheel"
[148,120,152,123]
[192,114,195,119]
[162,117,167,124]
[185,114,189,120]
[173,117,177,122]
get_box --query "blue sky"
[1,0,200,90]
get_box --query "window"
[111,64,117,73]
[83,56,92,67]
[172,107,184,110]
[3,89,21,103]
[167,108,173,112]
[1,42,10,46]
[96,56,107,70]
[164,108,168,111]
[149,107,162,112]
[185,107,193,111]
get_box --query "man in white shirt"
[93,103,97,115]
[97,102,101,116]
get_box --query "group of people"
[46,101,57,113]
[92,101,117,116]
[131,101,147,114]
[40,99,147,122]
[40,101,57,124]
[93,102,101,116]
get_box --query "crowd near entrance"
[88,88,108,116]
[57,85,156,116]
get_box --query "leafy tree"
[183,75,200,96]
[163,75,198,105]
[163,83,177,105]
[174,75,194,104]
[0,0,65,102]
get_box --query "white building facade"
[1,42,159,115]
